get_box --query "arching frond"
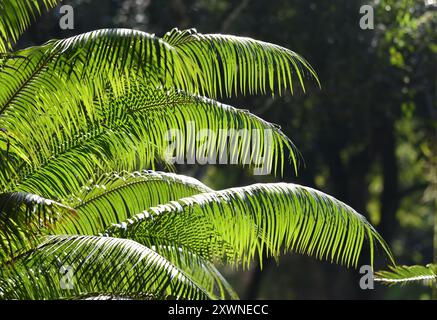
[0,235,209,300]
[0,31,165,122]
[0,50,107,192]
[0,27,318,125]
[4,84,298,197]
[48,170,236,299]
[121,85,300,176]
[0,192,75,262]
[163,28,320,96]
[0,27,317,193]
[147,244,239,300]
[375,264,437,286]
[0,0,59,52]
[107,183,394,269]
[59,170,212,235]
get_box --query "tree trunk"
[430,134,437,299]
[379,120,399,247]
[432,65,437,300]
[433,129,437,300]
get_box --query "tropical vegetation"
[0,0,419,300]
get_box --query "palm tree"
[0,0,394,299]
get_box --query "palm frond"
[0,192,75,262]
[147,244,239,300]
[0,47,99,192]
[107,183,394,269]
[59,170,212,235]
[0,0,59,52]
[0,235,209,300]
[375,264,437,286]
[1,27,317,192]
[123,85,299,176]
[0,76,163,195]
[3,84,298,197]
[53,27,318,97]
[163,28,320,96]
[0,27,318,124]
[49,170,238,299]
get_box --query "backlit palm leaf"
[60,170,212,235]
[0,27,318,134]
[3,85,296,197]
[5,171,237,299]
[375,264,437,286]
[0,0,59,52]
[107,183,394,268]
[0,235,209,300]
[163,28,320,96]
[0,192,75,262]
[148,244,239,299]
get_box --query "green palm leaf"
[60,170,212,235]
[0,0,59,52]
[0,27,318,125]
[4,85,298,197]
[4,171,236,299]
[0,235,210,300]
[0,192,75,262]
[147,244,239,300]
[107,183,394,268]
[163,28,320,96]
[124,86,299,176]
[1,27,316,194]
[375,264,437,285]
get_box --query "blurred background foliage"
[17,0,436,299]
